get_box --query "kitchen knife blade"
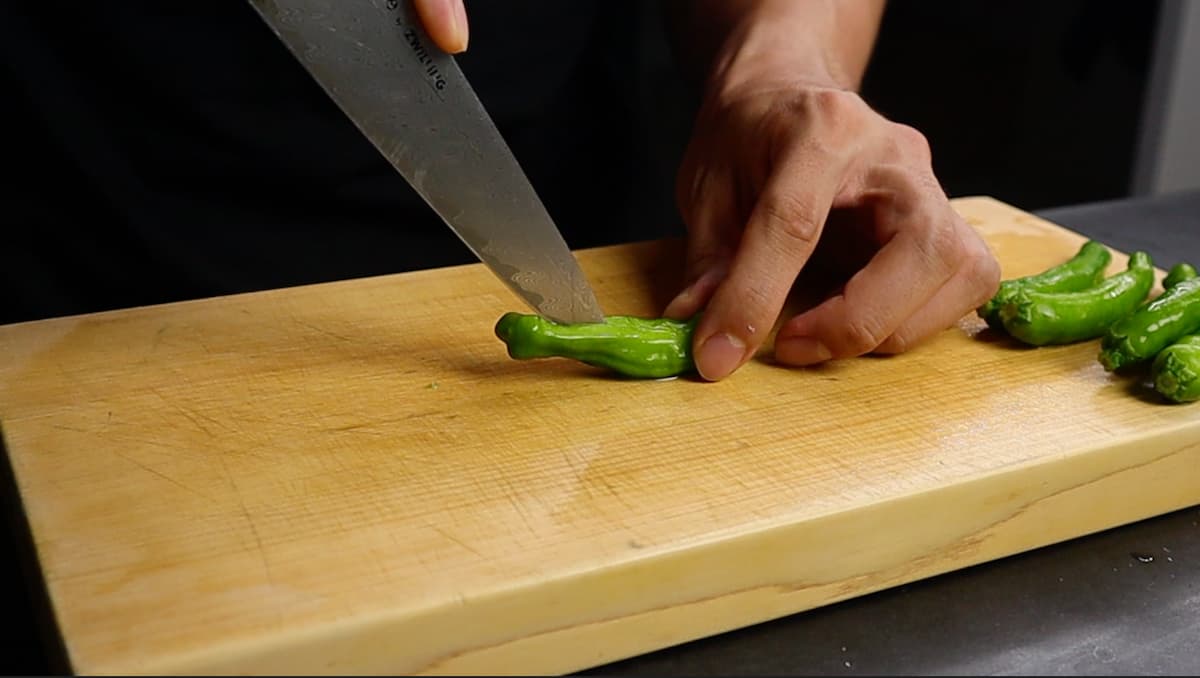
[248,0,605,324]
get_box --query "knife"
[248,0,605,324]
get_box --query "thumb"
[412,0,469,54]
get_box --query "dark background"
[861,0,1162,210]
[0,1,1167,674]
[1,0,1163,326]
[632,0,1164,216]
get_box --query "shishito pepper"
[1152,333,1200,403]
[998,251,1155,347]
[977,240,1112,331]
[494,312,699,379]
[1163,262,1198,290]
[1099,273,1200,371]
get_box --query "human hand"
[664,76,1001,381]
[412,0,469,54]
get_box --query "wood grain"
[1,197,1197,675]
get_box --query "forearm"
[662,0,887,93]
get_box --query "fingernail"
[697,332,746,381]
[776,337,833,365]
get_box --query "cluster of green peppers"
[979,240,1200,403]
[1105,263,1200,403]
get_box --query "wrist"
[708,18,845,101]
[676,0,885,101]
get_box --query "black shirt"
[2,2,683,324]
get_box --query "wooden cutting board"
[2,196,1198,676]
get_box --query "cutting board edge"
[95,419,1200,677]
[0,195,1039,337]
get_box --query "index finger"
[690,143,847,381]
[775,171,963,362]
[412,0,469,53]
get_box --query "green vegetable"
[1163,262,1198,289]
[1151,334,1200,403]
[977,240,1112,331]
[494,312,699,379]
[1098,274,1200,371]
[998,251,1154,347]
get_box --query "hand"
[664,76,1001,381]
[413,0,469,54]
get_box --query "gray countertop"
[583,190,1200,677]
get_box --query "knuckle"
[890,122,933,163]
[965,240,1003,305]
[931,220,967,264]
[810,89,871,149]
[760,193,822,251]
[908,217,963,282]
[836,312,889,356]
[876,330,916,355]
[769,88,868,151]
[930,212,972,272]
[810,87,865,122]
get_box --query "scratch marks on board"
[218,450,278,590]
[110,449,213,502]
[428,524,485,560]
[294,319,354,343]
[148,385,232,439]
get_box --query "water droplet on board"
[1131,552,1155,563]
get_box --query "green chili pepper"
[977,240,1112,331]
[1098,274,1200,371]
[494,312,699,379]
[1151,334,1200,403]
[1163,262,1198,289]
[998,251,1154,347]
